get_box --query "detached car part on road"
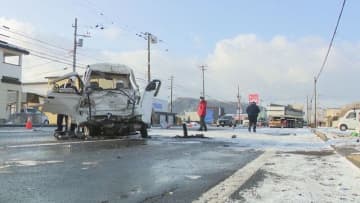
[43,63,161,139]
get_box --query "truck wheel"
[140,124,148,138]
[83,125,94,138]
[339,124,348,131]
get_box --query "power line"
[0,31,70,55]
[0,26,69,52]
[1,25,108,64]
[315,0,346,81]
[314,0,346,128]
[0,35,88,68]
[30,53,85,69]
[23,61,55,69]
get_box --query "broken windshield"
[88,71,132,90]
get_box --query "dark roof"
[0,40,29,55]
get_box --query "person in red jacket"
[197,96,207,131]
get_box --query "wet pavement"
[0,127,262,203]
[1,127,358,202]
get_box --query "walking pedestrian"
[246,101,260,132]
[197,96,207,131]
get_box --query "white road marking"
[185,175,202,180]
[5,138,134,149]
[193,150,274,203]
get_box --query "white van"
[337,109,360,131]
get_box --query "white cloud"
[0,18,77,81]
[92,34,360,107]
[1,18,359,107]
[0,17,34,34]
[100,49,201,100]
[205,34,360,106]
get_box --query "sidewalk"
[314,128,360,168]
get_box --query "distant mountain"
[172,97,248,114]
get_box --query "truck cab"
[337,109,360,131]
[43,63,161,138]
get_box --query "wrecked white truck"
[43,63,161,139]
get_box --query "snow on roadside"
[229,151,360,202]
[149,127,331,151]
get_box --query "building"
[151,98,176,127]
[0,41,29,123]
[325,108,341,127]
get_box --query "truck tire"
[140,124,148,138]
[84,125,95,138]
[339,124,348,131]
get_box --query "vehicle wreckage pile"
[43,63,161,140]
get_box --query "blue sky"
[0,0,359,107]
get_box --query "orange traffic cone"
[25,116,32,129]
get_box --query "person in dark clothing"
[197,96,207,131]
[55,78,78,134]
[246,102,260,132]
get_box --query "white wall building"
[0,40,29,122]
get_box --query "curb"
[347,154,360,168]
[312,130,328,141]
[313,129,360,169]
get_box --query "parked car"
[8,107,49,125]
[217,115,235,127]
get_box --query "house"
[325,108,341,127]
[0,40,29,123]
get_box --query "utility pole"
[306,95,309,125]
[72,18,90,72]
[314,77,317,128]
[72,18,78,72]
[199,65,207,98]
[147,33,151,82]
[169,75,174,113]
[237,85,241,124]
[136,32,159,82]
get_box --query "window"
[89,72,131,90]
[3,52,21,66]
[346,112,356,119]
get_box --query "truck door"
[344,111,357,129]
[43,75,83,118]
[140,80,161,124]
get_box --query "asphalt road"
[0,128,262,203]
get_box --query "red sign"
[248,94,259,104]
